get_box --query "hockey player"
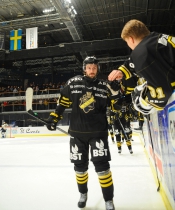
[46,56,121,210]
[1,121,8,138]
[113,96,133,154]
[106,108,115,143]
[108,19,175,115]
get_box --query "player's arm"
[120,75,138,95]
[46,84,72,130]
[108,59,133,81]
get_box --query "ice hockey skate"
[129,149,133,154]
[78,193,87,208]
[105,200,115,210]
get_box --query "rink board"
[7,126,69,137]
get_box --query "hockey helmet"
[83,56,100,74]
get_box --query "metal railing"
[0,88,69,126]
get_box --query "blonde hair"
[121,19,150,40]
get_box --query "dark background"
[0,0,175,86]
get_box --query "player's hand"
[133,97,154,115]
[108,81,120,91]
[46,112,63,131]
[108,70,123,81]
[132,82,147,98]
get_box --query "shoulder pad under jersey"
[66,75,83,85]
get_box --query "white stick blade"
[26,87,33,111]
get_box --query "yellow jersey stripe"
[118,65,132,79]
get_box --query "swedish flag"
[10,29,22,51]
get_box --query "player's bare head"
[83,56,99,79]
[121,19,150,41]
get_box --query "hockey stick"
[115,115,129,141]
[25,87,69,135]
[141,125,146,147]
[146,115,160,191]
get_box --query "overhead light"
[66,5,78,16]
[73,9,77,15]
[71,14,75,18]
[43,7,55,14]
[64,0,71,8]
[59,44,65,47]
[70,5,77,14]
[67,8,71,13]
[65,0,71,3]
[17,13,24,17]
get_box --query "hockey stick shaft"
[116,116,129,141]
[26,87,69,135]
[141,126,146,147]
[27,109,69,135]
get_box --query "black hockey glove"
[46,112,63,131]
[106,82,120,99]
[108,81,120,91]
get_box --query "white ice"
[0,134,166,210]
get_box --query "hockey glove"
[46,112,63,131]
[131,83,154,115]
[108,81,120,91]
[132,82,147,101]
[106,83,120,98]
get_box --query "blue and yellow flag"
[10,29,22,51]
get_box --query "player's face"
[85,64,98,78]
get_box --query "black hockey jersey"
[118,32,175,109]
[55,75,120,138]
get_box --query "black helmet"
[83,56,100,73]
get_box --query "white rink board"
[8,126,69,137]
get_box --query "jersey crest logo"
[79,92,96,113]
